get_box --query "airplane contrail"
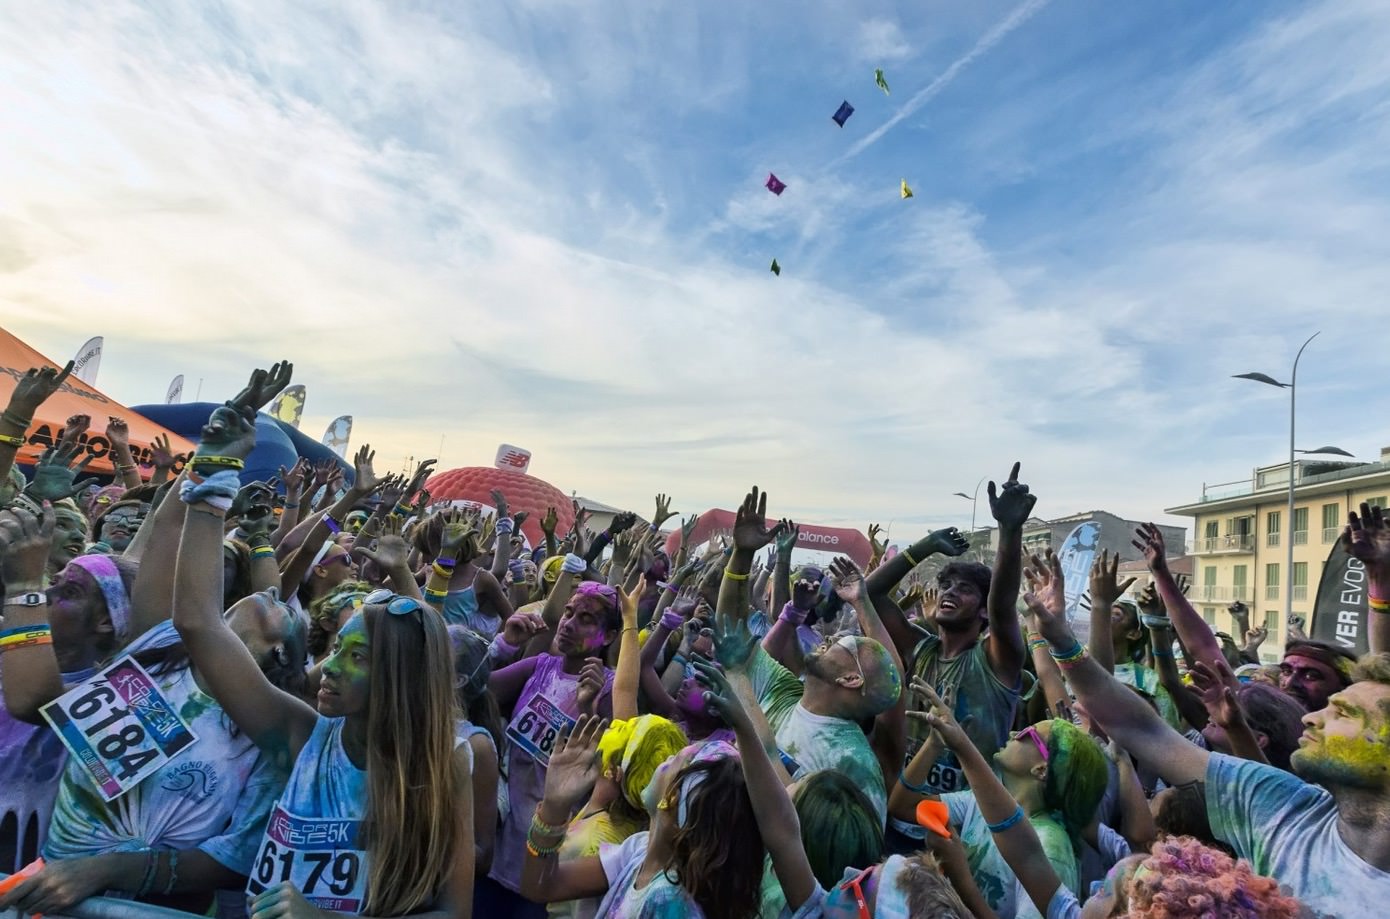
[832,0,1053,165]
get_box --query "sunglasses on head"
[835,635,866,696]
[362,588,425,618]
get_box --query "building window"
[1293,562,1308,601]
[1232,565,1247,601]
[1368,496,1388,510]
[1266,510,1281,547]
[1203,607,1216,626]
[1322,502,1341,543]
[1264,563,1279,600]
[1202,565,1218,601]
[1293,507,1308,545]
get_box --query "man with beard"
[1026,548,1390,918]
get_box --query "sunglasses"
[1012,725,1050,762]
[362,588,425,618]
[326,553,355,568]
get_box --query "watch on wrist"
[4,591,48,607]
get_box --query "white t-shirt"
[1206,751,1390,918]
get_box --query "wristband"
[1055,646,1091,671]
[116,463,137,473]
[323,515,342,535]
[898,769,935,795]
[670,653,688,667]
[432,562,456,580]
[0,410,32,430]
[901,549,919,567]
[435,557,458,568]
[424,587,447,602]
[495,517,514,535]
[660,608,685,631]
[0,432,23,447]
[562,553,587,575]
[1369,596,1390,613]
[1049,640,1087,664]
[722,567,749,582]
[178,469,240,511]
[1028,637,1050,653]
[250,545,276,560]
[1150,646,1174,658]
[189,454,245,470]
[284,502,301,509]
[1140,613,1172,631]
[779,601,808,626]
[986,805,1026,833]
[393,502,413,517]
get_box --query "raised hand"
[193,404,257,467]
[438,508,476,561]
[279,458,308,494]
[1189,659,1243,728]
[1344,502,1390,586]
[149,432,180,469]
[25,440,97,502]
[907,680,971,751]
[1022,549,1070,643]
[774,519,799,556]
[828,555,868,605]
[680,514,699,548]
[987,461,1037,530]
[0,505,56,589]
[104,416,130,451]
[541,715,608,812]
[572,500,592,535]
[312,460,334,488]
[1243,626,1269,657]
[606,510,637,537]
[1088,549,1136,611]
[513,510,530,532]
[490,488,510,521]
[541,505,559,537]
[731,486,784,552]
[922,527,971,558]
[619,575,647,630]
[502,609,547,647]
[6,361,74,420]
[354,517,411,571]
[1136,582,1163,618]
[62,414,91,445]
[229,361,294,415]
[691,658,753,734]
[867,523,885,557]
[1131,522,1170,574]
[351,445,380,495]
[653,493,677,529]
[377,473,407,510]
[711,603,759,671]
[405,458,436,500]
[231,481,276,525]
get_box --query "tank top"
[245,716,472,915]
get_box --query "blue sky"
[2,0,1388,537]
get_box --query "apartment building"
[1165,448,1390,649]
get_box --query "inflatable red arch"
[662,509,873,567]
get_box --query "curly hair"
[664,756,764,919]
[1125,835,1301,918]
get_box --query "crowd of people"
[0,356,1387,918]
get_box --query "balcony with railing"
[1293,585,1308,601]
[1293,530,1308,546]
[1190,533,1255,555]
[1264,584,1279,600]
[1322,527,1341,544]
[1196,584,1229,601]
[1266,532,1280,547]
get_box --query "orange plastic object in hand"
[0,857,46,918]
[915,799,951,839]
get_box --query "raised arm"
[104,417,143,490]
[984,462,1034,683]
[914,682,1064,916]
[0,362,74,488]
[611,576,646,721]
[830,556,907,791]
[172,378,319,758]
[717,487,783,628]
[1087,549,1136,674]
[1344,503,1390,655]
[125,472,190,640]
[1027,550,1208,788]
[694,660,817,911]
[520,716,614,904]
[0,507,66,723]
[866,526,971,664]
[280,445,382,593]
[1134,522,1224,671]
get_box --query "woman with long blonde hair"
[172,389,473,917]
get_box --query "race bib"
[247,805,366,913]
[506,694,575,766]
[41,656,198,801]
[902,746,966,794]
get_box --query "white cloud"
[856,18,912,63]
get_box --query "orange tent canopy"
[1,327,195,478]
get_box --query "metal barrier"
[0,873,203,919]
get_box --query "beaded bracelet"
[986,805,1026,833]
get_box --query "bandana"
[304,538,337,583]
[1283,641,1357,684]
[675,739,739,826]
[68,554,132,642]
[572,580,619,608]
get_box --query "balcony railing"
[1231,586,1250,601]
[1293,585,1308,601]
[1197,584,1229,601]
[1293,530,1308,546]
[1191,534,1255,555]
[1266,532,1281,547]
[1264,584,1280,600]
[1322,527,1341,544]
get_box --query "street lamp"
[952,475,988,532]
[1233,332,1351,627]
